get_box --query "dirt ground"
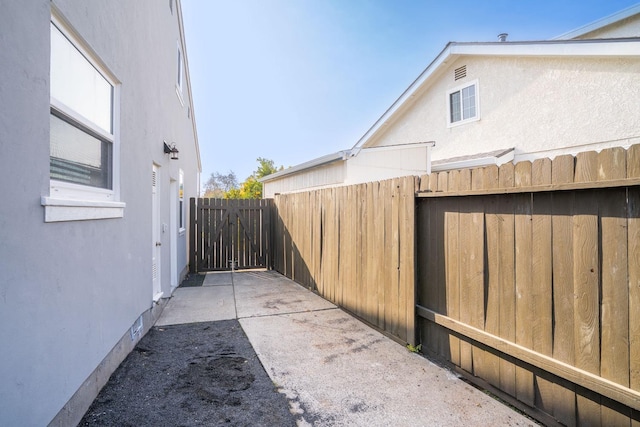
[79,319,296,426]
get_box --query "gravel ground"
[79,320,296,427]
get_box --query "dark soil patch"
[179,273,205,287]
[80,320,295,427]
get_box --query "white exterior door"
[152,164,162,300]
[170,179,178,290]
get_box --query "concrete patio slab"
[203,271,232,286]
[150,270,535,426]
[155,286,236,326]
[240,307,534,427]
[233,270,336,318]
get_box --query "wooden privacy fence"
[189,198,272,272]
[416,145,640,426]
[272,176,416,344]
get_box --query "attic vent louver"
[454,65,466,81]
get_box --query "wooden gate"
[189,198,272,272]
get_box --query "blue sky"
[182,0,638,184]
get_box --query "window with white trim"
[176,41,184,102]
[447,80,479,127]
[43,16,124,222]
[179,169,185,231]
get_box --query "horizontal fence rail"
[416,145,640,426]
[273,176,416,344]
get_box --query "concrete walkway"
[157,270,535,426]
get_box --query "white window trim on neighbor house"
[447,79,480,128]
[42,12,124,222]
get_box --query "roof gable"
[553,4,640,40]
[353,38,640,150]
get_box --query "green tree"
[224,158,281,199]
[254,157,280,179]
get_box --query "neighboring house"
[261,4,640,198]
[0,1,200,425]
[262,141,434,197]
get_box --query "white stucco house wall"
[261,4,640,198]
[0,1,200,425]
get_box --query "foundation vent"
[454,65,466,81]
[130,315,143,341]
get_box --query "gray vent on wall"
[454,65,467,81]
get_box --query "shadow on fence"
[268,144,640,426]
[416,146,640,426]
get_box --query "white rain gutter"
[258,150,350,183]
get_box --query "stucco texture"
[0,1,200,425]
[367,55,640,163]
[577,13,640,39]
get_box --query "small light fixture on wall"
[163,141,179,160]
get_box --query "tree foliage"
[203,158,281,200]
[254,157,280,179]
[203,171,238,198]
[230,158,281,199]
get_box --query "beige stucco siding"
[366,55,640,163]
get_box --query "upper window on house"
[447,80,479,127]
[49,20,117,197]
[176,42,184,102]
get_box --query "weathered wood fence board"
[416,145,640,426]
[273,177,416,344]
[189,198,272,272]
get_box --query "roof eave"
[259,151,348,183]
[350,42,455,150]
[351,38,640,151]
[177,0,202,172]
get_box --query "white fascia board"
[176,0,202,173]
[258,151,348,182]
[450,39,640,57]
[431,150,515,172]
[350,140,436,158]
[552,4,640,40]
[351,38,640,152]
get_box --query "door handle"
[156,242,162,247]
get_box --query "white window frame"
[176,41,184,105]
[179,169,186,233]
[446,79,480,128]
[43,12,124,222]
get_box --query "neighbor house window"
[179,169,185,231]
[447,80,479,127]
[43,15,124,222]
